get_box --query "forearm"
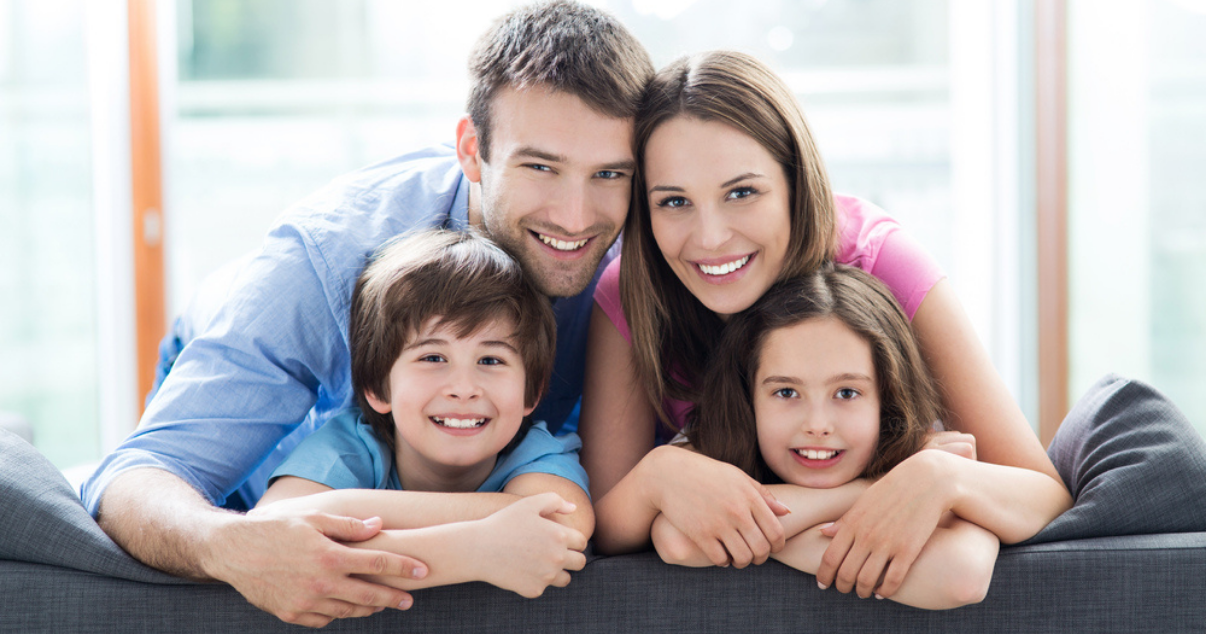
[96,468,234,580]
[591,454,662,554]
[765,481,868,539]
[775,517,998,610]
[269,488,521,530]
[943,455,1072,544]
[349,523,487,591]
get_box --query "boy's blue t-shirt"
[269,408,590,495]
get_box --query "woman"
[579,51,1071,601]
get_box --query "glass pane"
[0,0,101,467]
[1068,0,1206,435]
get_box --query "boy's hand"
[474,492,588,598]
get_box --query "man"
[80,2,653,627]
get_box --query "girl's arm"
[581,305,788,566]
[780,512,999,610]
[817,280,1072,598]
[256,472,594,537]
[651,481,869,567]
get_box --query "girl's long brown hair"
[688,266,940,484]
[620,51,838,427]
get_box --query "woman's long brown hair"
[620,51,838,428]
[688,266,941,484]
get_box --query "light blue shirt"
[81,144,616,514]
[271,412,589,496]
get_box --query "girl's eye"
[418,354,445,363]
[727,186,756,200]
[773,387,798,399]
[836,388,859,400]
[655,195,689,209]
[478,356,504,366]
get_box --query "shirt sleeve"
[479,422,591,497]
[833,194,945,320]
[592,256,633,343]
[269,410,390,490]
[80,222,350,515]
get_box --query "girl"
[581,50,1070,602]
[651,266,998,610]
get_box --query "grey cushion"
[1028,373,1206,543]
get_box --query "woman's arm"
[817,280,1072,598]
[780,512,999,610]
[651,481,870,567]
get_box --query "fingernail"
[875,594,885,600]
[817,581,828,590]
[363,517,382,529]
[412,565,427,579]
[398,597,413,610]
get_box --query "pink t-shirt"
[593,194,945,432]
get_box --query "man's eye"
[527,164,552,172]
[656,195,688,209]
[596,170,625,180]
[773,388,798,399]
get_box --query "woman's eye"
[773,388,798,399]
[836,388,859,400]
[727,186,756,200]
[655,195,688,209]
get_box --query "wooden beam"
[1035,0,1068,446]
[128,0,165,419]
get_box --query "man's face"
[460,86,634,298]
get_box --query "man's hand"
[471,492,588,598]
[221,507,428,628]
[646,446,790,568]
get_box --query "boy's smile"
[364,318,534,492]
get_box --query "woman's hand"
[644,445,791,568]
[815,450,956,599]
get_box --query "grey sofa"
[4,375,1206,633]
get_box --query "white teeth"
[795,449,839,460]
[537,234,588,251]
[698,255,751,276]
[432,416,486,429]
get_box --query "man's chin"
[523,256,604,298]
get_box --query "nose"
[444,365,481,401]
[550,180,591,236]
[800,403,833,437]
[693,204,732,251]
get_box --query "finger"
[737,517,773,565]
[279,612,334,629]
[564,550,587,572]
[551,570,573,588]
[720,530,755,569]
[816,525,853,588]
[752,492,787,552]
[834,543,872,594]
[818,521,839,537]
[565,528,588,552]
[340,547,428,581]
[876,555,914,599]
[306,598,386,620]
[329,576,417,611]
[856,551,891,598]
[694,536,731,567]
[316,513,383,543]
[760,487,792,517]
[525,491,572,516]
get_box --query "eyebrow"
[404,337,521,355]
[648,172,767,195]
[514,146,635,172]
[760,372,874,386]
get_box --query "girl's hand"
[645,445,790,568]
[924,430,977,461]
[815,450,954,599]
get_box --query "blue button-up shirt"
[81,144,615,514]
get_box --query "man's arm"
[99,469,426,629]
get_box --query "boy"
[254,228,591,598]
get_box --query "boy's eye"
[836,388,859,400]
[655,195,688,209]
[773,387,798,399]
[727,186,757,200]
[478,356,504,366]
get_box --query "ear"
[456,116,482,183]
[363,389,392,415]
[523,402,537,418]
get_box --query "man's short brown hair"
[466,0,653,160]
[350,229,556,452]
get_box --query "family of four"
[80,1,1073,627]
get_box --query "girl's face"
[753,317,880,489]
[643,116,792,318]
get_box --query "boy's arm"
[777,512,999,610]
[651,480,869,567]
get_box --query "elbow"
[934,546,997,609]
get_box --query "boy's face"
[364,318,533,491]
[458,86,635,298]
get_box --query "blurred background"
[2,0,1204,469]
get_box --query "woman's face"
[643,116,792,318]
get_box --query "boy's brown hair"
[466,0,653,160]
[350,229,556,452]
[688,265,940,483]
